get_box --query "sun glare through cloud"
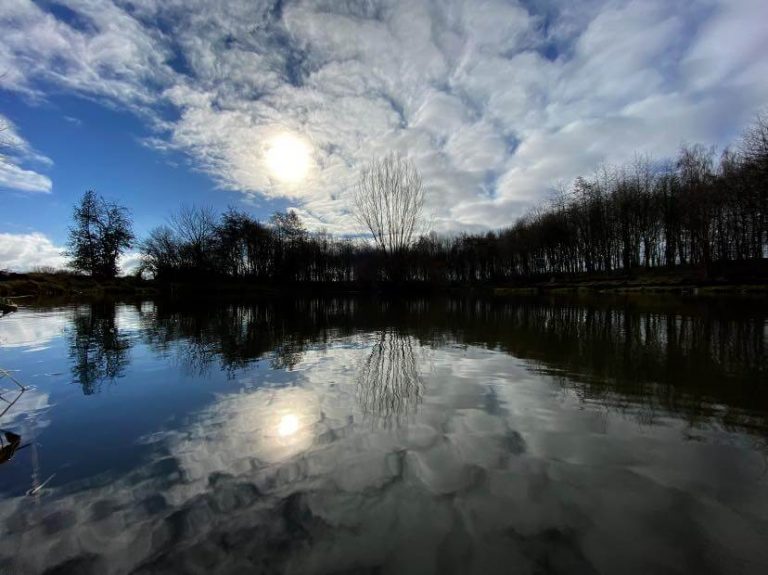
[264,133,312,184]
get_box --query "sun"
[277,414,300,437]
[265,133,311,183]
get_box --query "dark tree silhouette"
[66,190,134,278]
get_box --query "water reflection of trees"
[436,297,768,433]
[64,295,768,432]
[357,330,423,425]
[68,302,132,394]
[139,299,360,376]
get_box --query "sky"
[1,0,767,272]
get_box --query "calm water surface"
[0,296,767,574]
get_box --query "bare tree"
[168,205,217,272]
[353,153,426,254]
[169,205,217,248]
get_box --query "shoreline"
[1,268,767,299]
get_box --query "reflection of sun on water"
[277,414,300,437]
[265,133,311,183]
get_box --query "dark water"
[0,296,767,574]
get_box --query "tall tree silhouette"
[66,190,134,278]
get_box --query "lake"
[1,295,767,574]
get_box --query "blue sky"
[1,94,243,236]
[1,0,767,271]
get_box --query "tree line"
[66,116,767,283]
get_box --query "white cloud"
[117,250,143,275]
[1,0,767,232]
[0,0,173,108]
[0,232,66,271]
[0,162,52,194]
[0,114,52,194]
[0,233,142,276]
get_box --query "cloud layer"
[1,0,767,232]
[0,114,52,193]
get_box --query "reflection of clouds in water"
[0,386,51,426]
[113,305,145,333]
[163,386,327,482]
[0,384,52,459]
[0,304,142,350]
[1,342,767,574]
[277,414,300,437]
[0,309,69,349]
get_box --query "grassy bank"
[493,261,768,296]
[0,271,158,298]
[493,281,768,297]
[2,262,767,299]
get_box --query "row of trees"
[66,116,767,282]
[482,137,766,278]
[404,116,767,283]
[141,207,360,282]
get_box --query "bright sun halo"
[265,133,311,183]
[277,414,300,437]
